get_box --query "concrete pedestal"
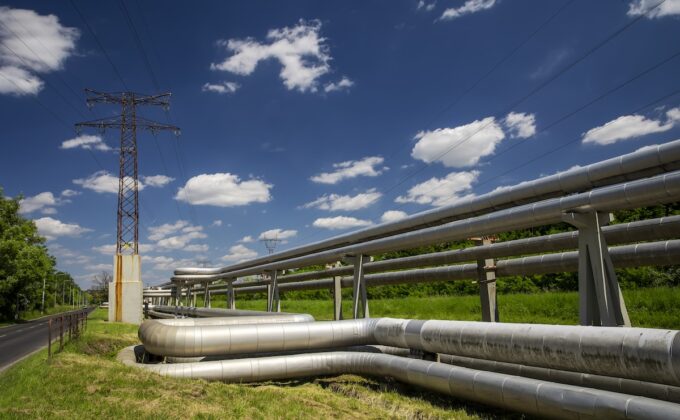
[108,254,143,324]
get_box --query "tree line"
[0,188,85,321]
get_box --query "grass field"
[1,288,678,419]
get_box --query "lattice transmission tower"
[76,89,180,255]
[261,234,282,255]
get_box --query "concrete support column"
[333,276,343,321]
[474,236,499,322]
[108,254,143,324]
[348,255,369,319]
[563,211,631,327]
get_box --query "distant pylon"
[261,234,282,255]
[75,89,180,255]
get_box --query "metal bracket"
[346,255,370,319]
[562,211,630,327]
[474,237,499,322]
[266,270,280,312]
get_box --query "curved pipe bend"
[119,346,680,420]
[139,317,680,387]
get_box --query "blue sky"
[1,0,680,287]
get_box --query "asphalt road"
[0,308,94,373]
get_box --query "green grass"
[0,308,507,419]
[204,286,680,328]
[0,305,81,328]
[2,288,678,418]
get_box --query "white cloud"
[381,210,408,223]
[92,243,154,255]
[202,81,240,94]
[61,189,80,197]
[412,117,505,167]
[147,220,208,251]
[211,220,223,227]
[582,108,680,145]
[303,189,381,211]
[311,156,387,184]
[19,192,57,214]
[628,0,680,18]
[86,263,112,272]
[239,235,254,243]
[396,170,479,207]
[440,0,496,20]
[221,244,258,262]
[175,172,272,207]
[504,112,536,139]
[324,77,354,93]
[211,19,336,93]
[60,134,111,152]
[34,217,91,240]
[258,228,297,241]
[41,207,57,215]
[74,171,139,194]
[312,216,373,230]
[74,171,173,193]
[417,1,437,12]
[142,175,174,187]
[0,7,79,96]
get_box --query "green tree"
[0,188,56,320]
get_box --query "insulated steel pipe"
[149,306,313,320]
[138,317,680,387]
[174,171,680,282]
[175,140,680,277]
[436,353,680,404]
[198,240,680,295]
[119,347,680,419]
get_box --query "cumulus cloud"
[60,134,112,152]
[396,170,479,207]
[582,108,680,145]
[175,172,272,207]
[202,81,240,94]
[504,112,537,139]
[628,0,680,18]
[34,217,91,240]
[19,192,58,214]
[92,243,153,255]
[221,244,258,262]
[311,156,387,184]
[417,1,437,12]
[211,220,223,227]
[303,189,381,211]
[312,216,373,230]
[142,175,174,187]
[324,77,354,93]
[211,19,341,93]
[148,220,208,251]
[74,171,173,193]
[412,117,505,167]
[61,189,80,197]
[239,235,254,243]
[258,228,297,241]
[380,210,408,223]
[440,0,496,20]
[0,7,79,96]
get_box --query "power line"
[377,0,668,202]
[68,0,129,91]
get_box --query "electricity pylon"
[75,89,180,255]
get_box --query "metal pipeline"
[189,239,679,295]
[173,170,680,282]
[118,347,680,419]
[137,317,680,387]
[149,306,313,319]
[174,140,680,277]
